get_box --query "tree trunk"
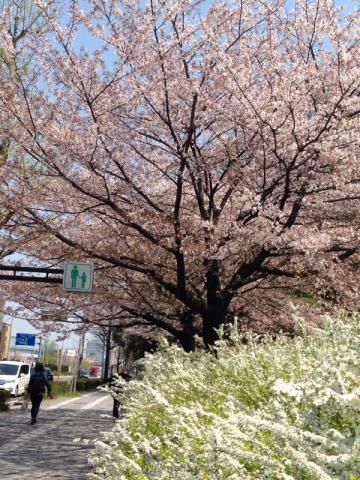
[178,311,197,352]
[202,308,226,346]
[103,327,112,380]
[202,259,225,346]
[178,328,196,352]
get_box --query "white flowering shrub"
[89,314,360,480]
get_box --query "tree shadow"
[0,408,112,479]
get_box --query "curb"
[8,398,28,410]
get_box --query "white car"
[0,361,31,396]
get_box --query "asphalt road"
[0,391,114,480]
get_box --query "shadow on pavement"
[0,408,112,480]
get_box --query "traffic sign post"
[63,262,94,292]
[15,333,36,347]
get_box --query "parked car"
[0,361,31,396]
[80,369,90,378]
[90,366,101,377]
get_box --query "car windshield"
[0,364,18,375]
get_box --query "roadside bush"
[51,381,72,396]
[89,314,360,480]
[76,378,103,391]
[48,364,69,374]
[50,378,103,395]
[0,389,10,411]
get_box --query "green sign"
[63,262,94,292]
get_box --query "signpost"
[57,348,63,383]
[15,333,36,347]
[63,262,94,292]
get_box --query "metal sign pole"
[38,336,42,363]
[57,347,63,383]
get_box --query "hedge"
[76,378,104,391]
[51,378,104,395]
[47,364,69,373]
[51,381,72,396]
[89,314,360,480]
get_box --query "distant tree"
[91,325,118,380]
[112,329,157,366]
[41,338,57,365]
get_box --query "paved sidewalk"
[0,391,113,480]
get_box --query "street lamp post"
[37,336,42,363]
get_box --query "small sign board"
[15,333,36,347]
[63,262,94,292]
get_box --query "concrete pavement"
[0,391,113,480]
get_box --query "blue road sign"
[15,333,36,347]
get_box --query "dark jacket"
[28,369,52,395]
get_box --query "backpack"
[28,371,46,395]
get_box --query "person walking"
[27,362,54,425]
[111,368,131,420]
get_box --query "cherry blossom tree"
[0,0,58,258]
[0,0,359,348]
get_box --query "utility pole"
[71,330,85,392]
[77,330,85,378]
[37,336,42,363]
[57,339,65,382]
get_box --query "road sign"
[15,333,36,347]
[63,262,94,292]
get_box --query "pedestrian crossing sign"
[63,262,94,292]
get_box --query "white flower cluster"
[89,313,360,479]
